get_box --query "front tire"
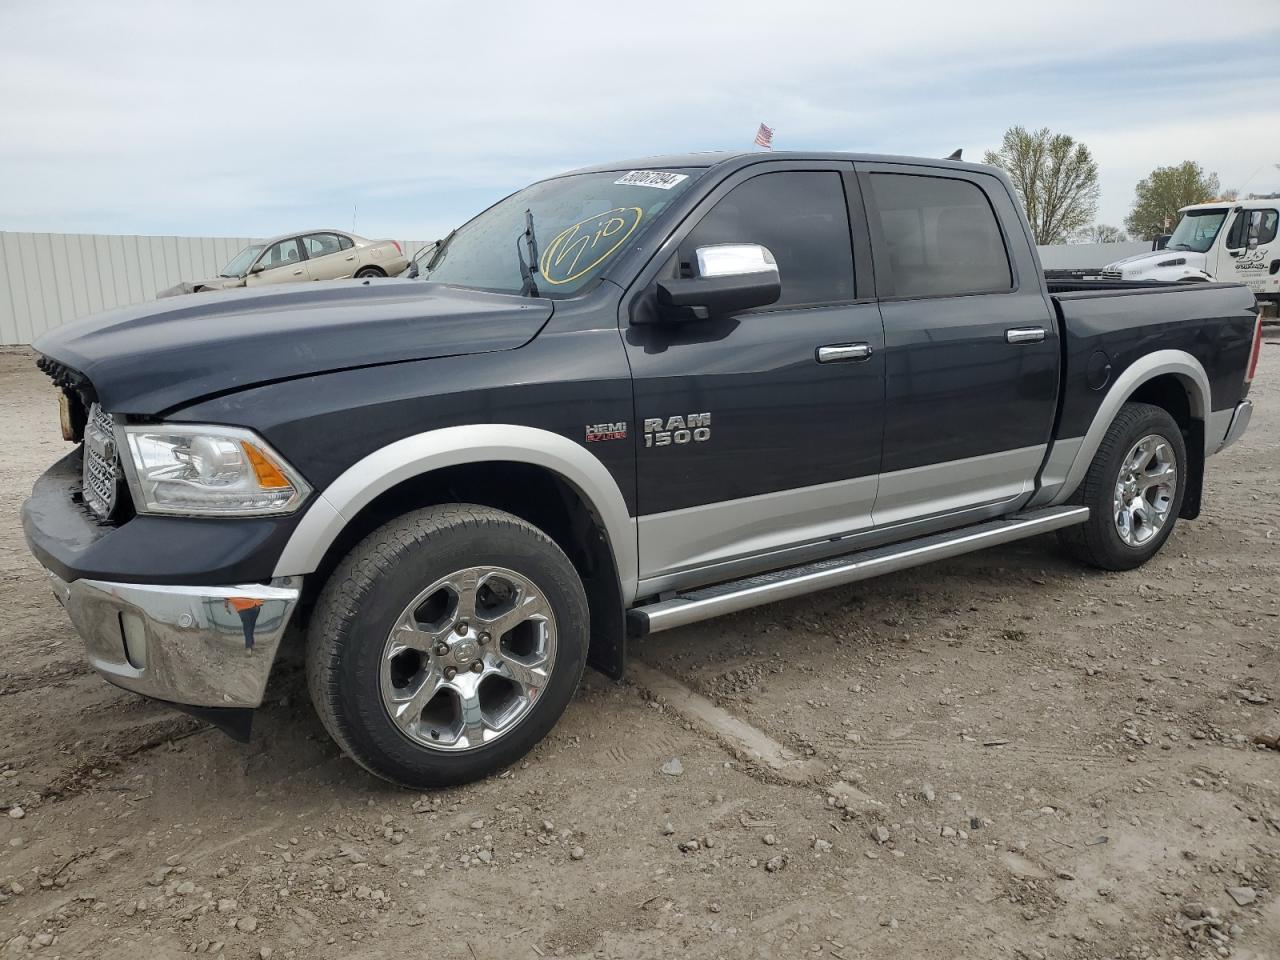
[1058,402,1187,571]
[306,504,589,788]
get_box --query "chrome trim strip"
[1048,350,1210,507]
[871,444,1045,526]
[50,573,300,708]
[1217,400,1252,453]
[636,506,1089,634]
[272,425,639,602]
[637,474,877,581]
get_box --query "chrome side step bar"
[628,506,1089,636]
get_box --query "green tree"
[1124,162,1221,240]
[983,126,1100,244]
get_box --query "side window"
[869,173,1013,298]
[1225,211,1248,249]
[338,234,354,251]
[681,171,854,308]
[258,238,302,270]
[1251,209,1278,246]
[303,233,344,258]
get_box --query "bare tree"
[1076,224,1128,243]
[984,126,1100,244]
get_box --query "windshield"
[221,244,264,278]
[422,169,698,296]
[1167,209,1227,252]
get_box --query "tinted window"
[870,174,1012,298]
[303,233,345,257]
[257,238,302,271]
[338,234,354,251]
[682,171,854,307]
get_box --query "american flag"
[753,123,774,150]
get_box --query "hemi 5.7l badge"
[644,413,711,447]
[585,422,627,442]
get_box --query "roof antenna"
[946,149,963,161]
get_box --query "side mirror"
[652,244,781,322]
[248,262,266,275]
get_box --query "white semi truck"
[1102,199,1280,315]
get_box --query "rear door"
[302,232,357,280]
[857,163,1059,526]
[622,161,884,591]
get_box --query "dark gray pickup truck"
[22,151,1262,788]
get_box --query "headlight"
[119,424,311,517]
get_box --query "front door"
[857,163,1059,527]
[622,163,884,591]
[1219,206,1278,294]
[246,237,307,286]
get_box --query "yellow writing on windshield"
[539,207,643,285]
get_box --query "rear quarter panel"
[1053,282,1257,441]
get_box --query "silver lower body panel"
[630,505,1089,635]
[47,573,300,708]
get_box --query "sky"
[1,1,1277,244]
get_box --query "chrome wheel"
[380,566,556,752]
[1113,434,1177,547]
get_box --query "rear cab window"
[868,173,1013,298]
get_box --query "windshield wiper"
[424,229,456,272]
[517,209,540,297]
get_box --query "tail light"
[390,240,402,255]
[1246,309,1263,383]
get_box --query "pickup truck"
[22,151,1263,788]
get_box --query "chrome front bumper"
[47,574,300,709]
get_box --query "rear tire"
[1058,402,1187,571]
[306,504,589,788]
[355,266,385,278]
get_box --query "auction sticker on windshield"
[614,170,689,190]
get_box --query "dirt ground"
[0,345,1277,960]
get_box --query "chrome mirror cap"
[695,243,778,279]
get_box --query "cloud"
[1,0,1276,238]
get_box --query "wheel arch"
[275,426,636,678]
[1048,350,1209,509]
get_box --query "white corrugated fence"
[0,232,431,345]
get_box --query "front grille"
[82,403,121,520]
[1100,269,1123,280]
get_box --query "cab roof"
[1179,198,1275,213]
[557,150,1001,180]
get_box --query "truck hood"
[1104,249,1208,273]
[34,280,552,414]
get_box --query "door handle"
[1006,327,1045,344]
[817,343,872,363]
